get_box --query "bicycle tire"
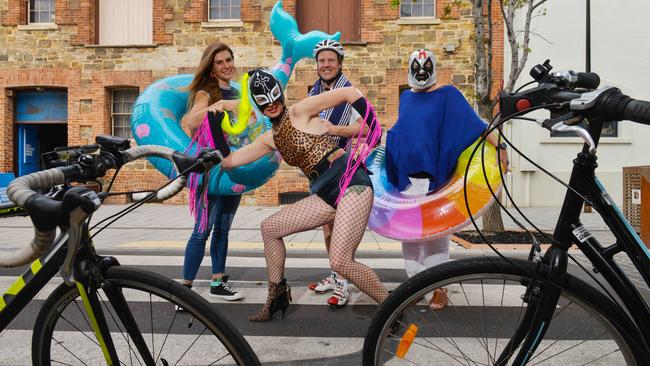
[32,265,260,366]
[363,256,645,365]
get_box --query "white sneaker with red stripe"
[327,281,349,308]
[307,273,337,293]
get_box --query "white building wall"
[504,0,650,207]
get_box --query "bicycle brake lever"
[60,192,101,286]
[541,112,579,129]
[552,123,597,155]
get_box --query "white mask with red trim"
[408,49,437,90]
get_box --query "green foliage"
[443,3,452,18]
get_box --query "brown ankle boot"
[249,279,292,322]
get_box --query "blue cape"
[386,85,487,192]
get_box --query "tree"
[474,0,547,231]
[392,0,547,231]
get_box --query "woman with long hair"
[180,42,244,302]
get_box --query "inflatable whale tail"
[269,1,341,87]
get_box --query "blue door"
[15,90,68,176]
[18,124,40,176]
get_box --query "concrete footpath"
[0,203,615,253]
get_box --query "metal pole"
[586,0,591,72]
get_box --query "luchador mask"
[408,49,437,90]
[248,68,284,111]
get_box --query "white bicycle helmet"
[313,39,345,60]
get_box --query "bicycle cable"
[465,105,620,304]
[89,160,203,238]
[87,166,119,228]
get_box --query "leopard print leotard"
[272,109,337,175]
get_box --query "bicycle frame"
[0,221,156,365]
[0,231,70,330]
[0,203,26,218]
[501,118,650,363]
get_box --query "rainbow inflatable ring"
[366,139,503,241]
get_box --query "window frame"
[28,0,55,25]
[207,0,242,22]
[110,88,139,139]
[399,0,436,19]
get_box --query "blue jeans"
[182,194,242,281]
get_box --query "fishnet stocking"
[261,195,335,283]
[260,186,388,304]
[329,186,388,303]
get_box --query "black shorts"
[308,150,372,208]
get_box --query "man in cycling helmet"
[306,39,369,309]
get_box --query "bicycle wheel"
[363,256,642,365]
[32,266,260,366]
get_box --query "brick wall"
[0,0,504,206]
[1,0,26,26]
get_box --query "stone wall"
[0,0,503,205]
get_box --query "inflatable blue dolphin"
[130,1,340,195]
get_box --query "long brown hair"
[186,42,235,109]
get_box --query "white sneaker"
[327,281,349,308]
[307,273,337,293]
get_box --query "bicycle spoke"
[173,325,209,366]
[480,279,496,365]
[409,297,476,365]
[580,348,622,365]
[382,347,423,365]
[208,351,235,365]
[531,330,611,365]
[72,299,93,332]
[96,290,144,366]
[409,338,485,366]
[58,313,101,346]
[493,279,506,359]
[156,304,183,365]
[458,282,493,357]
[529,309,594,362]
[51,336,90,366]
[384,333,471,366]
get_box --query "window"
[601,122,618,137]
[400,0,435,18]
[99,0,152,45]
[111,89,139,139]
[296,0,360,43]
[29,0,55,24]
[208,0,241,21]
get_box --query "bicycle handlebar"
[622,99,650,125]
[500,62,650,128]
[1,144,188,268]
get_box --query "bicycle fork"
[496,246,567,365]
[76,256,158,366]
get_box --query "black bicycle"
[363,61,650,365]
[0,135,260,365]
